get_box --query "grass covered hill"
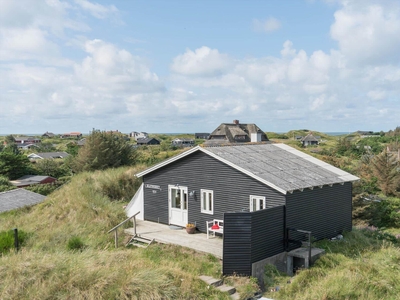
[1,167,258,300]
[1,141,400,299]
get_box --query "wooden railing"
[107,211,140,248]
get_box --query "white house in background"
[129,131,149,141]
[28,152,70,160]
[171,138,195,147]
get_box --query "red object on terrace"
[211,224,220,230]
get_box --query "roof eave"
[135,146,202,177]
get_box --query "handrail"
[107,211,140,233]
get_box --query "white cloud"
[253,17,281,33]
[330,1,400,65]
[75,39,163,94]
[170,46,232,76]
[1,0,400,133]
[74,0,118,19]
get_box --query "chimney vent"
[233,120,239,125]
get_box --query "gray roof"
[77,138,86,146]
[205,122,269,145]
[301,133,319,142]
[10,175,56,187]
[14,136,40,141]
[137,137,159,144]
[136,144,359,194]
[29,152,70,159]
[0,189,46,213]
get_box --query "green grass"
[0,166,256,299]
[263,230,400,300]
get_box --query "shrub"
[67,236,85,251]
[0,229,30,254]
[369,197,400,228]
[95,169,142,201]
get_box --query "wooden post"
[14,228,19,252]
[308,232,311,266]
[133,215,137,236]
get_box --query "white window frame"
[250,195,266,212]
[201,189,214,215]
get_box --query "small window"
[250,195,266,212]
[201,189,214,214]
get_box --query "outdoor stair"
[199,275,238,299]
[126,235,155,248]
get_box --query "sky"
[0,0,399,134]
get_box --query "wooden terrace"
[124,220,223,258]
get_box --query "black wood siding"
[223,206,285,276]
[223,213,252,275]
[251,206,285,262]
[143,151,286,232]
[285,182,352,240]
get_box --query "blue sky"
[0,0,399,134]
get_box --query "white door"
[169,185,188,227]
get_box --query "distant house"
[205,120,269,146]
[14,136,41,144]
[17,143,38,150]
[356,130,373,136]
[0,189,46,213]
[61,132,82,138]
[137,138,160,146]
[42,131,55,138]
[195,133,210,139]
[77,138,86,146]
[27,152,70,160]
[171,138,195,147]
[130,132,149,141]
[300,133,319,146]
[10,175,57,188]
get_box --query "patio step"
[199,275,237,298]
[126,235,155,248]
[199,275,223,287]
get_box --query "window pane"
[252,199,257,212]
[259,199,264,210]
[202,192,206,210]
[183,190,188,210]
[208,192,212,211]
[175,189,181,208]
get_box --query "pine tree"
[370,149,400,196]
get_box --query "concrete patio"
[124,220,223,258]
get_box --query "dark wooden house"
[195,133,210,139]
[136,137,160,145]
[127,143,358,277]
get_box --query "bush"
[0,229,30,254]
[67,236,85,251]
[359,226,400,245]
[94,168,142,201]
[370,197,400,228]
[72,129,137,173]
[0,175,16,192]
